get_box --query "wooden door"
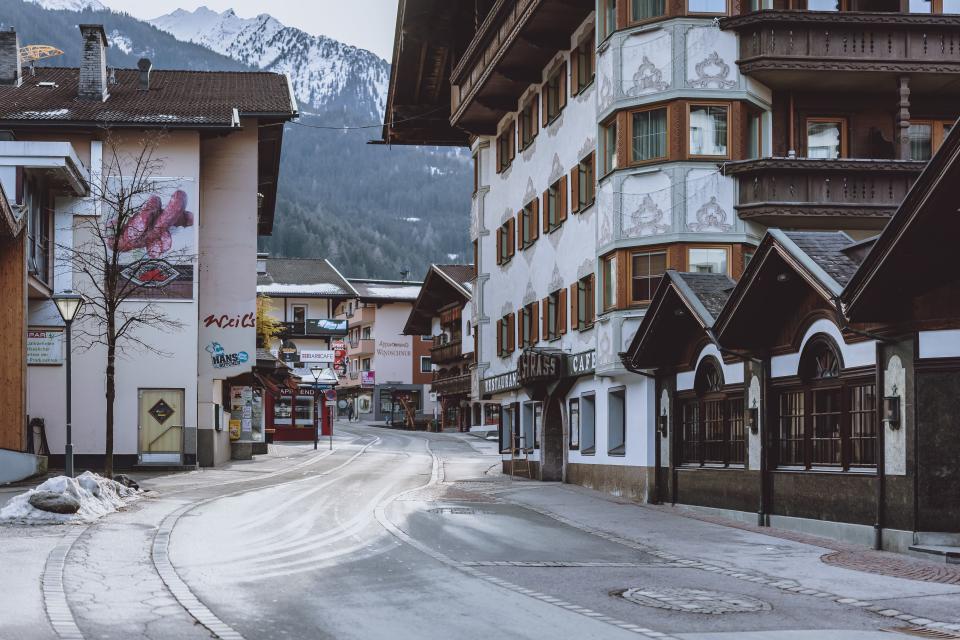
[139,388,184,462]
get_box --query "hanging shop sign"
[481,370,518,395]
[27,328,64,365]
[360,370,376,386]
[567,350,597,377]
[300,350,336,363]
[205,342,250,369]
[516,349,563,386]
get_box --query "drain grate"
[427,506,495,515]
[883,628,960,639]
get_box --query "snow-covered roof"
[257,258,357,298]
[349,278,422,302]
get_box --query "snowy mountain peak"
[25,0,106,10]
[148,6,387,118]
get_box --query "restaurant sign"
[27,328,63,365]
[481,370,518,395]
[300,350,335,363]
[516,349,563,386]
[567,350,597,377]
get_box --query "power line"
[286,105,449,131]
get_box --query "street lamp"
[52,291,84,478]
[310,366,322,450]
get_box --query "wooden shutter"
[495,227,502,265]
[559,288,568,335]
[559,175,568,223]
[541,85,549,127]
[508,312,516,352]
[534,94,540,136]
[496,319,503,354]
[532,301,540,344]
[516,211,523,249]
[532,198,540,241]
[508,218,516,256]
[570,164,580,213]
[570,282,579,332]
[542,190,550,233]
[541,296,550,340]
[559,62,567,110]
[570,50,579,96]
[587,274,596,322]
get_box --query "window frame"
[520,199,539,249]
[569,397,581,450]
[496,120,516,173]
[419,356,432,373]
[629,0,667,24]
[572,33,596,95]
[687,102,731,159]
[599,0,618,41]
[629,250,667,305]
[574,152,596,212]
[519,95,539,150]
[907,119,954,161]
[687,246,731,276]
[607,387,627,456]
[600,116,619,177]
[496,219,515,265]
[543,62,567,125]
[805,116,849,159]
[629,105,669,165]
[601,254,618,311]
[686,0,730,15]
[573,274,596,331]
[677,357,747,468]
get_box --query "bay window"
[630,251,666,303]
[689,105,729,157]
[631,107,668,163]
[601,117,618,175]
[688,247,729,275]
[602,254,617,310]
[632,0,665,21]
[688,0,727,11]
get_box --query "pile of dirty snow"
[0,472,140,524]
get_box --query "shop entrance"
[139,388,184,463]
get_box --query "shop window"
[569,398,581,450]
[581,394,596,454]
[496,121,515,173]
[543,63,566,125]
[608,388,626,455]
[571,273,596,331]
[688,0,727,12]
[572,152,596,212]
[420,356,432,373]
[600,0,618,39]
[689,105,729,157]
[806,117,847,159]
[678,357,745,467]
[519,96,539,149]
[572,34,595,95]
[499,405,514,453]
[601,117,618,176]
[543,177,567,232]
[543,288,567,341]
[689,247,729,275]
[775,335,876,470]
[519,199,539,249]
[602,254,617,311]
[630,251,666,304]
[632,0,666,21]
[522,402,540,451]
[496,219,516,265]
[631,107,668,163]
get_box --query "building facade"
[383,0,960,546]
[0,24,296,472]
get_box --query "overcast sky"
[103,0,399,60]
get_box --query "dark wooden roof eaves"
[843,116,960,314]
[0,68,296,127]
[435,264,474,293]
[783,231,861,288]
[257,258,355,297]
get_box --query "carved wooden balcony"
[723,157,925,230]
[430,372,471,397]
[430,338,464,365]
[720,11,960,90]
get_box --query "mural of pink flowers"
[110,189,194,258]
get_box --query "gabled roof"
[625,271,735,370]
[714,229,864,348]
[257,258,357,298]
[403,263,473,335]
[0,67,297,128]
[843,116,960,322]
[350,278,422,302]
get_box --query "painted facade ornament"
[549,154,564,184]
[687,196,732,232]
[630,56,669,95]
[599,207,613,245]
[599,73,614,111]
[624,194,671,237]
[522,280,538,306]
[500,300,514,318]
[688,51,737,89]
[548,264,564,293]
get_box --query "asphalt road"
[2,424,957,640]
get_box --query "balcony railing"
[431,373,471,397]
[721,11,960,87]
[430,339,464,365]
[347,338,375,356]
[723,157,925,229]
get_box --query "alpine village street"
[3,1,960,640]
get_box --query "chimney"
[137,57,152,91]
[78,24,109,101]
[0,28,22,87]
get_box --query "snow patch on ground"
[0,472,139,524]
[109,30,133,54]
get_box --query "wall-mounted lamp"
[746,398,760,433]
[883,392,901,430]
[776,272,790,283]
[658,411,668,435]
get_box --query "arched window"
[776,333,876,470]
[678,356,745,467]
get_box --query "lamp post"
[310,366,321,450]
[52,291,84,478]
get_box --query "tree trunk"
[105,329,116,478]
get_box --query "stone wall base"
[566,462,654,502]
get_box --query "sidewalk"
[478,481,960,631]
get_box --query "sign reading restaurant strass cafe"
[482,349,596,396]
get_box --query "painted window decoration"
[689,105,728,157]
[775,336,877,470]
[632,108,668,163]
[679,358,746,467]
[109,180,197,300]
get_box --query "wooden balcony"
[347,338,375,357]
[431,372,471,397]
[720,11,960,92]
[449,0,592,134]
[430,339,464,365]
[723,157,925,230]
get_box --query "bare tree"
[58,130,192,477]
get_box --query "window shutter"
[541,297,549,339]
[495,227,502,265]
[532,198,540,240]
[509,312,516,352]
[570,282,579,332]
[541,86,549,128]
[571,52,579,96]
[588,273,596,322]
[590,150,596,192]
[559,175,568,223]
[496,319,503,355]
[532,301,540,344]
[559,288,568,335]
[560,62,567,109]
[516,211,523,250]
[570,165,580,213]
[508,218,516,255]
[542,190,550,233]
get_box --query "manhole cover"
[616,587,771,614]
[427,507,494,515]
